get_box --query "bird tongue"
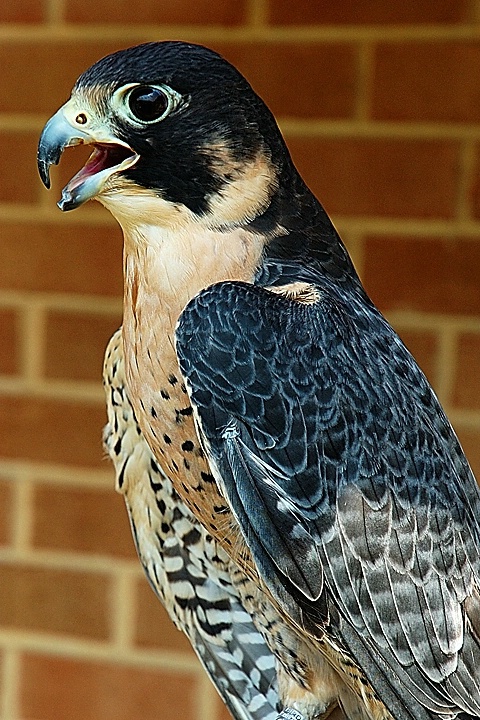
[59,143,139,211]
[65,145,131,191]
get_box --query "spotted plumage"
[103,329,280,720]
[38,41,480,720]
[102,328,377,720]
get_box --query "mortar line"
[10,471,35,554]
[196,669,219,720]
[0,291,122,315]
[246,0,269,27]
[0,649,20,719]
[279,118,480,139]
[0,203,114,224]
[0,459,113,487]
[110,568,137,650]
[433,325,458,408]
[0,376,105,402]
[0,631,200,672]
[385,310,480,333]
[0,545,141,576]
[4,114,480,140]
[45,0,64,25]
[1,24,480,43]
[448,408,480,426]
[7,204,480,235]
[343,231,365,281]
[20,304,45,383]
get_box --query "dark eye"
[113,83,183,126]
[128,86,170,122]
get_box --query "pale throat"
[120,218,265,426]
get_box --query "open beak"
[37,104,140,211]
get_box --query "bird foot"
[277,709,306,720]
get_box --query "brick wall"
[1,1,480,718]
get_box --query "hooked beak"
[37,105,140,211]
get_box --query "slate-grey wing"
[176,279,480,720]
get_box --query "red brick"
[0,563,111,639]
[452,333,480,411]
[32,483,137,559]
[0,395,106,467]
[470,144,480,220]
[0,308,19,376]
[212,42,357,119]
[21,654,197,720]
[392,328,439,388]
[0,132,40,204]
[0,0,44,21]
[134,579,195,655]
[268,0,468,24]
[0,478,13,546]
[0,41,123,114]
[286,138,459,218]
[9,40,356,120]
[0,222,122,297]
[217,698,234,720]
[65,0,246,25]
[455,427,480,480]
[373,42,480,123]
[45,311,121,382]
[363,237,480,315]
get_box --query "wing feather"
[176,278,480,716]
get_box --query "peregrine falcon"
[38,41,480,720]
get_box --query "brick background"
[267,0,470,25]
[287,137,460,217]
[20,655,198,720]
[0,563,111,639]
[1,2,480,719]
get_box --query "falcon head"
[37,41,286,230]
